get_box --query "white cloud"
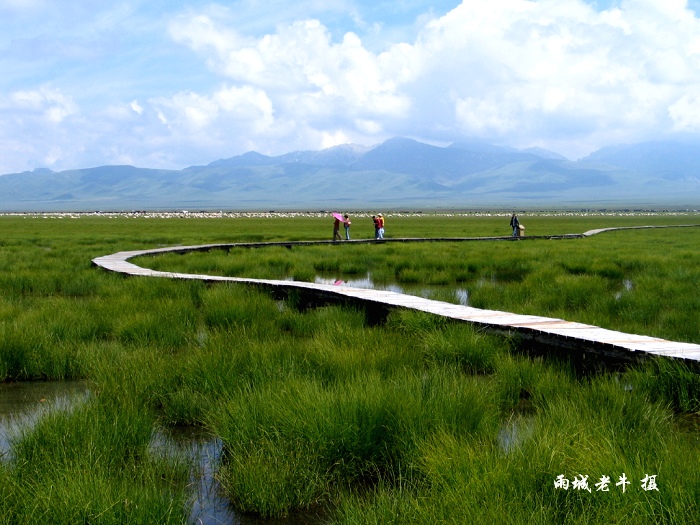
[0,0,44,11]
[455,97,518,133]
[169,15,411,126]
[669,93,700,131]
[320,129,351,148]
[5,0,700,174]
[4,86,77,123]
[160,0,700,159]
[152,85,274,134]
[130,100,144,115]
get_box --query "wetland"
[0,212,699,524]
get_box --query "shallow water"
[498,413,535,454]
[0,380,89,459]
[313,273,470,306]
[152,426,237,525]
[1,381,327,524]
[155,427,327,524]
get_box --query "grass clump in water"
[5,396,190,524]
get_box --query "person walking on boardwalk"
[510,213,520,237]
[372,215,380,239]
[343,214,351,240]
[377,213,385,239]
[333,216,342,241]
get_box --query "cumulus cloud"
[161,0,700,160]
[4,0,700,173]
[130,100,144,115]
[169,16,410,118]
[0,86,82,172]
[151,85,274,137]
[669,93,700,131]
[5,86,78,122]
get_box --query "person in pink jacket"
[343,214,351,240]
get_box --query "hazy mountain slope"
[1,138,698,211]
[581,141,700,181]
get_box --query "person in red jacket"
[377,213,385,239]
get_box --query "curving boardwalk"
[92,224,700,366]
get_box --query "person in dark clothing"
[510,213,520,236]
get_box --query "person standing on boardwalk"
[343,214,351,240]
[510,213,520,237]
[333,216,342,241]
[372,215,380,239]
[377,214,385,239]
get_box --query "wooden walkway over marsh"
[92,224,700,366]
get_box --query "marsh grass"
[0,214,699,523]
[4,395,190,524]
[144,224,700,345]
[210,369,500,517]
[334,370,699,525]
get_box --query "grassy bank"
[0,213,698,524]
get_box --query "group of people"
[332,213,385,240]
[372,214,384,239]
[334,212,520,240]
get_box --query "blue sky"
[2,0,700,174]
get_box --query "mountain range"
[1,138,698,211]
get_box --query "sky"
[2,0,700,174]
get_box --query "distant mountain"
[0,138,698,211]
[205,151,277,168]
[277,143,372,167]
[522,147,568,161]
[205,143,372,170]
[581,141,700,182]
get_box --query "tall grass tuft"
[7,395,190,524]
[210,368,499,517]
[628,357,700,413]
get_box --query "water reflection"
[0,380,89,459]
[154,427,327,525]
[615,279,634,300]
[314,273,470,306]
[2,382,327,524]
[152,426,236,525]
[498,414,535,454]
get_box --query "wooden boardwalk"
[92,225,700,366]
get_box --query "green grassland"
[0,212,699,524]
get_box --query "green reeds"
[0,213,699,523]
[210,369,499,517]
[333,368,700,525]
[5,395,190,524]
[140,223,700,345]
